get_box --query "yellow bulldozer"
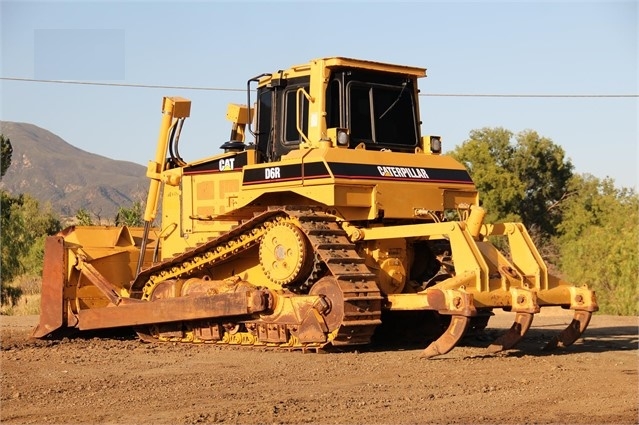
[33,57,597,358]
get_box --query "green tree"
[510,130,573,235]
[1,192,23,293]
[557,174,639,315]
[115,201,144,227]
[451,127,573,236]
[1,134,12,179]
[75,208,94,226]
[1,193,62,304]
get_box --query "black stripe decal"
[236,160,472,185]
[184,152,249,175]
[327,162,473,184]
[242,162,331,185]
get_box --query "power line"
[1,76,637,98]
[421,93,638,98]
[0,77,244,92]
[419,93,639,98]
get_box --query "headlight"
[337,129,349,146]
[430,136,442,154]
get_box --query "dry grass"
[1,293,41,315]
[1,274,42,316]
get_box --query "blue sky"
[1,1,637,188]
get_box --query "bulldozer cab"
[250,58,428,163]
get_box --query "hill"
[0,121,147,220]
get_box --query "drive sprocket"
[259,220,314,287]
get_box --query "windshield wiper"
[378,81,408,120]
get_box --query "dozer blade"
[543,309,593,351]
[32,236,65,338]
[422,315,470,359]
[486,311,534,353]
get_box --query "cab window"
[283,85,309,144]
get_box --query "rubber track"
[130,209,286,298]
[132,207,383,350]
[284,209,383,346]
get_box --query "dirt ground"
[1,308,637,425]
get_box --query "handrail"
[296,87,314,145]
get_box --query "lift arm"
[136,97,191,276]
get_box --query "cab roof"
[259,57,427,86]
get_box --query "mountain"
[0,121,148,220]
